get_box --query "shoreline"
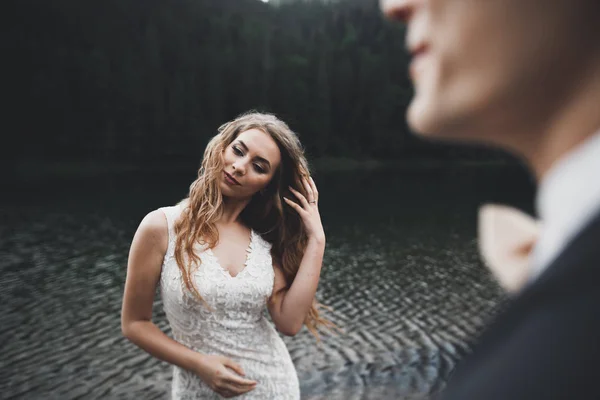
[8,157,520,182]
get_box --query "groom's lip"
[408,43,428,81]
[408,42,428,57]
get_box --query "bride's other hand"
[193,354,257,398]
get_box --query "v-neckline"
[207,230,255,279]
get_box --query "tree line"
[5,0,509,166]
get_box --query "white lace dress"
[159,205,300,399]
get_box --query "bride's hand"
[193,354,257,398]
[284,176,325,243]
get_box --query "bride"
[121,112,331,399]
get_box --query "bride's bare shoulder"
[133,209,169,253]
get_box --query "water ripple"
[0,183,509,399]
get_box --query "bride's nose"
[232,161,246,176]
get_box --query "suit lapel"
[447,209,600,383]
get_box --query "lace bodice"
[159,204,300,399]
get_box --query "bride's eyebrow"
[236,140,249,152]
[237,140,272,168]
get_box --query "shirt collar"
[531,129,600,276]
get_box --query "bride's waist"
[176,325,282,354]
[172,317,277,341]
[214,320,269,333]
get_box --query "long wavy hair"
[173,111,333,337]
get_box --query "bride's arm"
[121,210,257,396]
[267,237,325,336]
[267,176,326,336]
[121,210,202,370]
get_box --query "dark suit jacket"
[439,209,600,400]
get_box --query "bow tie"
[478,204,541,293]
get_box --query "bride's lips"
[224,171,240,185]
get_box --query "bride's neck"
[220,196,250,224]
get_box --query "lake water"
[0,164,535,399]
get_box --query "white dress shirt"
[530,130,600,281]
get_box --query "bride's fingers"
[308,177,318,202]
[288,186,309,208]
[302,177,314,203]
[283,197,306,215]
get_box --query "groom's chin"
[407,98,486,145]
[406,100,456,141]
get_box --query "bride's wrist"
[308,233,326,246]
[188,351,209,376]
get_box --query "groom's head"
[381,0,600,153]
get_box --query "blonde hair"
[174,111,333,337]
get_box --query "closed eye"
[253,163,266,173]
[232,145,244,156]
[232,142,269,173]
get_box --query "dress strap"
[159,203,184,261]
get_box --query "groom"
[380,0,600,398]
